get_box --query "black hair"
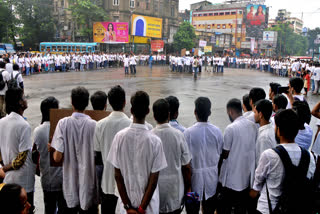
[292,101,311,127]
[108,85,125,111]
[255,99,273,121]
[108,23,114,31]
[227,98,242,114]
[255,5,264,16]
[249,87,266,105]
[275,109,299,141]
[269,82,281,95]
[4,58,9,63]
[0,184,24,214]
[195,97,211,122]
[5,87,24,114]
[71,87,89,111]
[90,91,107,111]
[273,94,288,110]
[153,99,169,124]
[40,97,59,124]
[165,96,180,120]
[242,94,252,111]
[289,77,304,94]
[130,91,150,120]
[0,61,5,69]
[13,64,19,71]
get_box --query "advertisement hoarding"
[204,46,212,53]
[151,40,164,52]
[199,40,207,47]
[131,14,162,38]
[245,5,268,38]
[93,22,129,43]
[263,31,275,42]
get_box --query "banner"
[181,48,186,57]
[151,40,164,52]
[263,31,275,42]
[204,46,212,53]
[245,5,268,38]
[131,14,162,38]
[93,22,129,43]
[199,40,207,47]
[250,38,255,52]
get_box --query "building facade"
[268,9,303,34]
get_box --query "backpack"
[7,72,20,90]
[0,71,5,90]
[267,145,312,214]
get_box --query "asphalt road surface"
[22,65,320,213]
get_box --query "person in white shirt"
[0,87,36,212]
[251,109,315,214]
[94,86,131,214]
[242,94,252,118]
[0,61,7,118]
[107,91,167,214]
[5,62,24,90]
[165,96,186,133]
[129,54,137,74]
[152,99,192,214]
[34,97,67,214]
[313,64,320,95]
[51,87,98,212]
[270,94,288,128]
[123,54,129,75]
[246,88,266,123]
[184,97,223,213]
[253,99,277,166]
[218,98,257,214]
[286,77,305,108]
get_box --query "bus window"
[88,46,92,52]
[40,45,46,52]
[46,45,52,52]
[76,46,80,52]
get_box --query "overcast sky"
[179,0,320,29]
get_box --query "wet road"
[23,65,320,213]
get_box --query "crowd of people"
[1,51,320,214]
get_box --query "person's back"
[51,87,97,211]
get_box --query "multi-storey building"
[268,9,303,34]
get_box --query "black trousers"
[160,208,182,214]
[217,186,250,214]
[101,193,118,214]
[43,191,67,214]
[186,194,217,214]
[66,205,98,214]
[27,192,35,213]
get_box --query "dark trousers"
[66,205,98,214]
[43,191,67,214]
[160,208,182,214]
[130,65,136,74]
[217,186,249,214]
[101,193,118,214]
[27,192,35,213]
[186,194,217,214]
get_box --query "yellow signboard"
[204,46,212,53]
[131,14,162,38]
[129,36,149,44]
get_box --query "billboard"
[245,5,268,38]
[93,22,129,43]
[131,14,162,38]
[204,46,212,53]
[199,40,207,47]
[151,40,164,52]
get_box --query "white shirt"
[219,116,258,191]
[255,123,277,167]
[0,68,8,95]
[253,143,315,214]
[169,120,186,133]
[152,123,191,213]
[314,68,320,81]
[94,111,131,195]
[51,112,97,210]
[184,122,223,200]
[107,123,167,214]
[34,122,62,192]
[312,119,320,155]
[123,58,129,67]
[0,112,35,193]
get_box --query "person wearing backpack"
[0,61,8,118]
[250,109,315,214]
[6,63,24,90]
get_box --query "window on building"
[209,13,213,16]
[129,0,135,8]
[222,24,226,29]
[231,11,236,15]
[199,14,203,17]
[214,13,218,16]
[146,1,149,10]
[237,37,241,42]
[225,12,230,15]
[217,24,221,29]
[239,11,242,14]
[204,14,208,16]
[171,7,174,16]
[113,0,119,6]
[212,24,215,27]
[193,14,197,17]
[219,12,224,15]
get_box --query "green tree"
[69,0,108,41]
[0,0,17,44]
[173,22,196,52]
[307,27,320,56]
[13,0,55,49]
[267,23,308,57]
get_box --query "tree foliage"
[173,22,196,52]
[307,27,320,54]
[267,23,308,57]
[69,0,108,41]
[0,0,17,43]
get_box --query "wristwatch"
[124,204,131,210]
